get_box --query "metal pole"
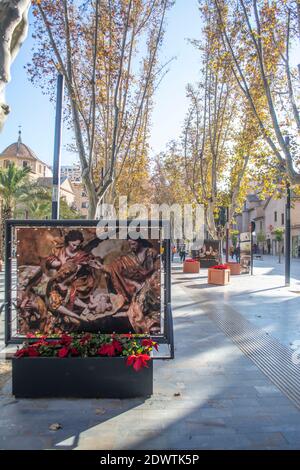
[285,181,291,286]
[226,207,229,263]
[250,231,253,276]
[52,74,64,220]
[166,238,171,303]
[4,221,12,345]
[284,136,291,287]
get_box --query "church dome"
[1,130,38,160]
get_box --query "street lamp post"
[284,136,291,287]
[250,221,255,276]
[51,74,64,220]
[285,181,291,286]
[226,207,229,263]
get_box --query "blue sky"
[0,0,202,167]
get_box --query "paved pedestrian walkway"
[1,258,300,449]
[180,255,300,349]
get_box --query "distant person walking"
[179,247,186,262]
[172,246,177,262]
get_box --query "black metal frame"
[4,219,174,359]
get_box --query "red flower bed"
[211,264,229,270]
[184,258,198,263]
[126,354,151,372]
[15,333,158,372]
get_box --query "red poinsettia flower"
[112,340,123,353]
[15,348,27,357]
[126,354,151,372]
[27,347,40,357]
[121,333,133,339]
[15,346,40,357]
[58,347,69,358]
[141,339,158,351]
[61,334,72,346]
[70,347,80,356]
[31,339,48,348]
[212,264,229,270]
[97,343,116,357]
[97,339,123,356]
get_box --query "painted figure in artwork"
[46,230,89,273]
[16,229,161,335]
[99,238,161,334]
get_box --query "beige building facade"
[0,131,79,215]
[0,131,52,178]
[37,177,76,208]
[1,133,91,218]
[71,181,89,218]
[235,192,300,258]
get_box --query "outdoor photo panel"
[240,232,251,274]
[16,226,161,335]
[192,239,220,267]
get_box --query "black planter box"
[12,357,153,398]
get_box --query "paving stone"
[0,435,53,450]
[185,422,236,436]
[198,408,232,419]
[261,424,300,433]
[169,433,252,450]
[244,432,288,449]
[256,396,297,408]
[281,431,300,445]
[255,385,283,396]
[76,433,117,450]
[270,413,300,425]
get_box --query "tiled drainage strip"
[212,308,300,410]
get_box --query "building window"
[4,160,10,168]
[260,221,263,231]
[39,164,42,173]
[23,161,28,168]
[82,202,89,209]
[281,213,284,225]
[274,211,277,222]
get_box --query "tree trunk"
[87,189,97,220]
[81,174,97,219]
[0,0,31,130]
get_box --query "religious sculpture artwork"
[16,227,161,335]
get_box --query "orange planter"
[227,262,241,275]
[208,268,230,285]
[183,261,200,273]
